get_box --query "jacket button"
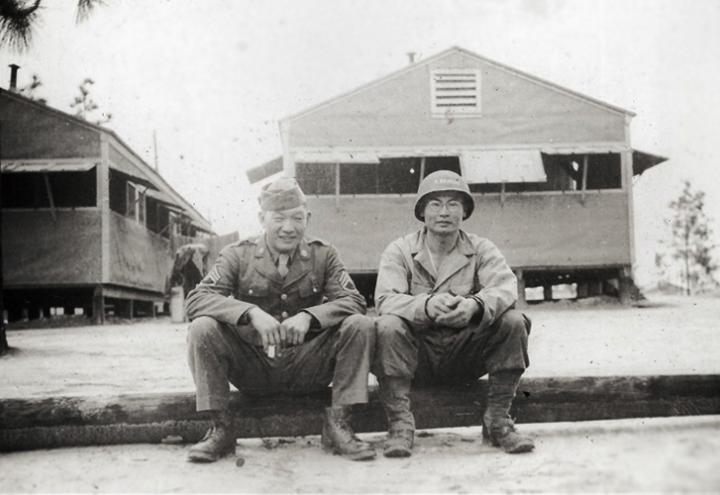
[281,311,289,319]
[280,293,288,301]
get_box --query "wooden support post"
[99,136,111,289]
[92,286,105,325]
[127,299,134,319]
[419,156,426,178]
[515,269,526,308]
[2,375,719,452]
[543,284,553,301]
[334,162,340,208]
[577,281,589,299]
[151,302,157,319]
[42,172,57,221]
[618,266,632,305]
[588,280,603,297]
[500,181,506,207]
[581,154,588,205]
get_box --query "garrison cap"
[259,177,307,211]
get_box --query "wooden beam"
[618,265,632,305]
[1,375,719,452]
[92,286,105,325]
[543,284,553,301]
[99,135,111,286]
[334,162,340,208]
[581,154,588,205]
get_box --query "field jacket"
[375,228,517,331]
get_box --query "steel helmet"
[414,170,474,221]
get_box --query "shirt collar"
[411,228,475,256]
[262,235,298,264]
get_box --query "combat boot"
[321,406,376,461]
[379,377,415,458]
[482,370,534,454]
[482,416,535,453]
[187,411,236,463]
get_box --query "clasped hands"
[246,307,313,352]
[426,293,482,329]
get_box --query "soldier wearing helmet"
[373,170,534,458]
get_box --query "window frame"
[125,181,147,225]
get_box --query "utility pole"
[153,130,159,172]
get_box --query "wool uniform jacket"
[185,235,366,336]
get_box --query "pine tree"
[667,181,717,295]
[70,78,112,125]
[1,0,102,51]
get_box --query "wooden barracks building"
[1,71,212,323]
[248,46,667,304]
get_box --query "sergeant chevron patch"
[339,270,355,290]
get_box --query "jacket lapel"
[433,231,475,290]
[410,230,436,284]
[253,238,284,286]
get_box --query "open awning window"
[461,150,546,183]
[633,150,668,176]
[145,188,182,210]
[246,156,284,184]
[293,150,380,164]
[1,160,97,173]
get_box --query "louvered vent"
[431,69,481,115]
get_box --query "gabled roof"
[0,88,212,232]
[283,45,635,123]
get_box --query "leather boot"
[187,410,236,463]
[482,370,534,454]
[321,406,376,461]
[379,377,415,458]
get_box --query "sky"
[2,0,719,286]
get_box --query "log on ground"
[1,374,719,451]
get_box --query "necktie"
[277,254,289,277]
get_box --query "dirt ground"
[1,294,720,493]
[1,416,719,493]
[1,295,719,398]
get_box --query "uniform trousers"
[187,314,375,411]
[374,309,530,385]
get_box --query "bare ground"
[1,416,719,493]
[1,295,719,398]
[1,294,720,493]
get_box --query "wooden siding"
[108,212,172,293]
[0,94,100,159]
[305,191,630,272]
[288,51,626,148]
[1,210,102,286]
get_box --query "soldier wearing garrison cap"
[185,177,376,463]
[373,170,535,458]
